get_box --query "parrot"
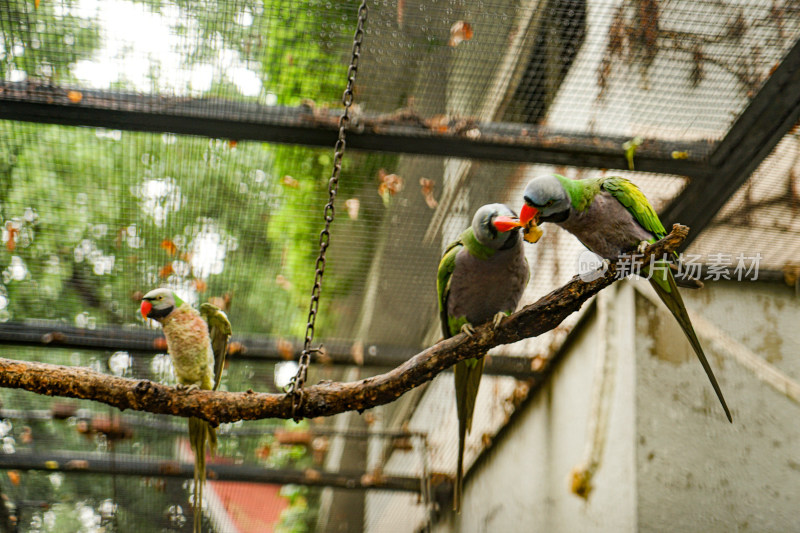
[518,173,732,422]
[437,203,530,512]
[140,288,232,532]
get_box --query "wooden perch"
[0,225,690,424]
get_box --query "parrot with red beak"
[437,203,530,511]
[519,173,731,422]
[141,288,231,532]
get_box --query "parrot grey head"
[520,174,572,225]
[471,203,524,250]
[141,288,184,321]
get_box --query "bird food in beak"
[523,222,543,243]
[518,204,543,243]
[140,300,152,319]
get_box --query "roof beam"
[0,322,542,379]
[0,82,708,176]
[0,450,422,492]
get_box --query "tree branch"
[0,225,690,424]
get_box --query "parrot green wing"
[602,176,667,240]
[602,177,732,421]
[437,238,463,339]
[200,302,232,391]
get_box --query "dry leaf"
[275,274,292,290]
[158,263,174,279]
[5,222,16,252]
[426,114,450,133]
[345,198,360,220]
[7,471,20,486]
[20,426,33,445]
[256,444,271,460]
[153,338,168,350]
[67,90,83,103]
[377,169,404,205]
[192,278,207,293]
[277,337,294,360]
[228,139,238,149]
[227,341,245,356]
[281,175,300,188]
[304,469,322,482]
[160,239,177,256]
[351,340,364,365]
[419,178,438,208]
[449,21,474,47]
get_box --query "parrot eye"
[544,200,555,207]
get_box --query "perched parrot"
[518,174,732,422]
[437,204,530,512]
[140,288,232,532]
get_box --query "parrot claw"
[176,383,200,393]
[460,323,476,336]
[491,312,507,329]
[637,241,649,254]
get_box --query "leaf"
[281,175,300,188]
[5,223,17,252]
[449,21,474,47]
[67,91,83,103]
[419,178,438,208]
[397,0,405,28]
[622,136,643,170]
[160,239,177,256]
[345,198,360,220]
[277,337,294,360]
[158,263,174,279]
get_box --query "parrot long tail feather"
[189,417,216,533]
[648,269,732,423]
[453,356,485,512]
[669,263,704,289]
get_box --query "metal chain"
[285,0,368,421]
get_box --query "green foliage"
[0,0,101,83]
[0,1,397,530]
[276,485,318,533]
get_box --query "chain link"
[285,0,368,421]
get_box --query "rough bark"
[0,225,689,424]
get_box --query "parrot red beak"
[140,300,152,320]
[492,216,523,233]
[519,204,538,226]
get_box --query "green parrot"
[437,204,529,511]
[519,174,731,422]
[141,288,232,532]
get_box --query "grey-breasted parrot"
[518,173,731,422]
[437,204,530,511]
[141,288,232,532]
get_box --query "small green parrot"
[141,288,231,532]
[437,204,529,512]
[519,174,732,422]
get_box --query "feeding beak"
[519,204,543,243]
[492,216,523,233]
[140,300,152,319]
[519,204,538,226]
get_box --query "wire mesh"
[0,0,798,531]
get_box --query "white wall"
[436,279,800,532]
